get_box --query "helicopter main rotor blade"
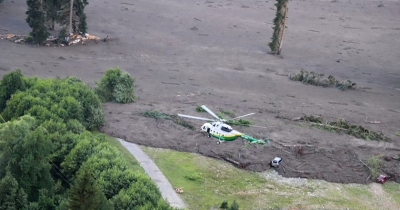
[201,105,223,121]
[178,114,215,122]
[232,113,255,120]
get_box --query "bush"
[1,76,104,130]
[0,69,26,112]
[94,67,136,103]
[220,200,229,209]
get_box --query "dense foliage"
[95,67,136,103]
[24,0,89,44]
[0,70,173,210]
[26,0,50,44]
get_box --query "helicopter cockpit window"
[221,126,232,132]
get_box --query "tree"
[0,115,54,201]
[268,0,289,55]
[67,167,109,210]
[59,0,89,34]
[0,69,26,112]
[44,0,63,30]
[26,0,49,44]
[0,171,29,210]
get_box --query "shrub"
[0,69,26,112]
[220,200,229,209]
[94,67,136,103]
[1,76,104,130]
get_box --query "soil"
[1,0,400,184]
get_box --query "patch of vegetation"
[395,132,400,137]
[196,106,206,112]
[216,111,253,126]
[226,118,252,126]
[289,69,356,90]
[142,110,171,119]
[0,71,174,209]
[142,110,195,130]
[219,110,236,118]
[365,155,384,178]
[94,131,144,173]
[300,115,389,141]
[94,67,136,103]
[184,172,203,182]
[141,146,389,210]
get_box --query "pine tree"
[0,171,29,210]
[26,0,49,44]
[67,167,108,210]
[268,0,289,55]
[44,0,63,30]
[59,0,89,34]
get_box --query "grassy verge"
[141,146,395,210]
[383,181,400,205]
[92,131,144,173]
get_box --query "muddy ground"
[1,0,400,184]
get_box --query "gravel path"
[117,138,186,209]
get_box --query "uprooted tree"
[268,0,289,55]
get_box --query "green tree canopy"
[67,166,110,210]
[94,67,136,103]
[1,74,104,130]
[0,115,54,201]
[0,171,29,210]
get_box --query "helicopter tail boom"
[240,134,268,145]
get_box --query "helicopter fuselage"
[201,121,242,141]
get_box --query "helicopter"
[178,105,268,145]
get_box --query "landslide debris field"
[1,0,400,184]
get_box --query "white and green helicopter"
[178,105,268,145]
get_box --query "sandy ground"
[1,0,400,184]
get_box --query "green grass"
[383,181,400,205]
[196,106,206,112]
[141,146,389,210]
[92,131,144,173]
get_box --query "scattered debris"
[289,69,357,90]
[174,187,184,194]
[376,174,391,184]
[270,157,282,167]
[365,120,381,124]
[0,32,101,47]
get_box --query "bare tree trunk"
[277,2,288,55]
[69,0,74,34]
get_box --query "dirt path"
[117,138,186,209]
